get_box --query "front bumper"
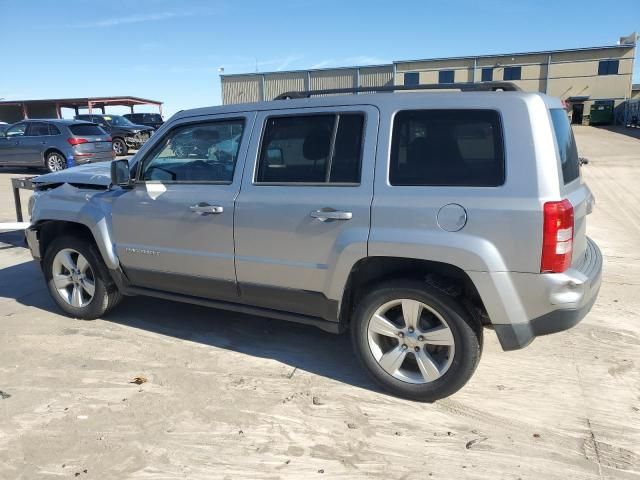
[493,237,603,350]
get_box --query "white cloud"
[73,9,211,28]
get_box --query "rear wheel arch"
[339,256,487,329]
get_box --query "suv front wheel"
[351,280,481,401]
[43,236,122,319]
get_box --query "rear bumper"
[488,237,603,350]
[73,152,114,164]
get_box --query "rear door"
[22,122,52,164]
[112,112,255,300]
[234,106,378,319]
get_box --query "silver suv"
[25,83,602,401]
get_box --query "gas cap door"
[437,203,467,232]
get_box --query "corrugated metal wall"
[263,72,307,100]
[310,69,357,92]
[221,75,262,105]
[359,66,394,87]
[221,65,395,104]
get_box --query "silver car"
[25,83,602,401]
[0,119,113,173]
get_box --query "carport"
[0,96,163,124]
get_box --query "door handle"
[310,208,353,221]
[189,203,224,215]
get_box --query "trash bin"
[589,101,614,125]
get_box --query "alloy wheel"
[367,299,455,384]
[51,248,96,308]
[47,154,66,172]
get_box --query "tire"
[351,279,482,402]
[43,235,123,319]
[112,138,128,156]
[45,151,67,173]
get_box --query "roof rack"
[274,82,522,100]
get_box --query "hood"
[33,161,114,187]
[121,124,154,133]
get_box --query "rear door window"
[256,113,364,184]
[69,124,107,136]
[550,109,580,184]
[390,109,504,186]
[27,122,52,136]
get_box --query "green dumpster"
[589,101,614,125]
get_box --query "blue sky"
[0,0,638,118]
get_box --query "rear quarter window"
[390,109,504,186]
[69,124,107,136]
[550,109,580,184]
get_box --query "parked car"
[0,119,113,172]
[26,83,602,401]
[123,113,164,130]
[74,114,154,156]
[0,123,9,135]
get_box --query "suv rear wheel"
[43,236,122,319]
[45,151,66,173]
[351,280,481,401]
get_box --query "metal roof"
[394,43,636,65]
[220,43,636,79]
[633,84,640,90]
[0,96,162,106]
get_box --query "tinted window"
[550,109,580,184]
[257,113,364,184]
[481,68,493,82]
[142,120,244,183]
[69,124,107,136]
[404,72,419,87]
[503,66,521,81]
[439,70,455,84]
[6,123,27,137]
[28,122,51,136]
[390,110,504,187]
[598,60,619,75]
[49,124,61,135]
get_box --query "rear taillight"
[67,137,88,146]
[541,199,574,273]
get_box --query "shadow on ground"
[593,125,640,141]
[0,232,377,393]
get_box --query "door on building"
[571,104,584,125]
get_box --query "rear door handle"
[190,203,224,215]
[310,209,353,221]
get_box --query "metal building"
[221,33,637,125]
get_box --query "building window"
[439,70,455,84]
[598,60,619,75]
[503,66,521,81]
[481,68,493,82]
[404,72,419,87]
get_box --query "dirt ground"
[0,126,639,479]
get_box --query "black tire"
[112,138,128,156]
[43,235,123,319]
[351,279,482,402]
[45,151,67,173]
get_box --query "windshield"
[104,115,135,127]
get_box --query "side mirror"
[111,159,133,187]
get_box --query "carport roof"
[0,96,162,107]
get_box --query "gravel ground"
[0,126,638,479]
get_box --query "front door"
[234,106,378,319]
[112,112,255,301]
[571,103,584,125]
[0,122,29,165]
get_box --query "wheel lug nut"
[418,336,424,341]
[398,332,404,338]
[414,346,420,352]
[408,327,414,333]
[401,344,408,350]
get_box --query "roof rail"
[274,82,522,100]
